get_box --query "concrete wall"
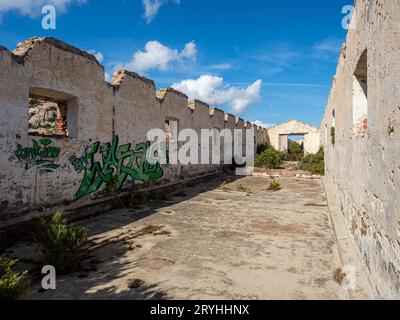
[267,120,320,154]
[320,0,400,299]
[0,37,269,227]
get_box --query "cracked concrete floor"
[19,174,355,300]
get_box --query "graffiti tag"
[69,154,88,174]
[69,135,164,199]
[14,138,61,173]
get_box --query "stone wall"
[267,120,320,154]
[0,37,269,227]
[320,0,400,299]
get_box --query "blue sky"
[0,0,351,128]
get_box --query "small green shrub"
[256,144,268,155]
[268,180,281,191]
[34,213,88,275]
[284,142,304,161]
[255,147,284,169]
[331,127,336,145]
[105,175,120,193]
[237,183,247,192]
[0,255,27,300]
[289,142,303,155]
[300,147,325,175]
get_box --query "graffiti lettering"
[70,136,164,199]
[69,155,88,174]
[14,138,61,173]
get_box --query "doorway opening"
[286,134,305,161]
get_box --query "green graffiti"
[14,138,61,173]
[70,135,164,199]
[69,155,88,173]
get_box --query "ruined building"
[0,0,399,300]
[320,0,400,299]
[0,37,268,227]
[267,120,320,155]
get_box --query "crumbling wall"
[267,120,320,154]
[320,0,400,299]
[0,37,269,227]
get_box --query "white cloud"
[209,63,233,71]
[172,75,262,115]
[249,42,300,68]
[180,40,196,59]
[0,0,86,17]
[313,37,343,54]
[87,50,110,82]
[312,37,344,61]
[122,40,196,74]
[253,120,275,129]
[88,50,103,63]
[142,0,181,24]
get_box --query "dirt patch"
[127,279,145,289]
[141,258,175,270]
[249,220,310,237]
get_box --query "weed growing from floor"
[255,147,284,169]
[300,147,325,175]
[0,255,27,300]
[237,183,248,192]
[268,180,281,191]
[34,213,88,275]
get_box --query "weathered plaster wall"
[0,37,268,226]
[267,120,320,154]
[320,0,400,299]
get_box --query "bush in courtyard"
[268,180,281,191]
[284,142,304,161]
[255,147,284,169]
[34,213,88,275]
[0,255,27,300]
[256,144,268,155]
[289,142,302,155]
[300,147,325,175]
